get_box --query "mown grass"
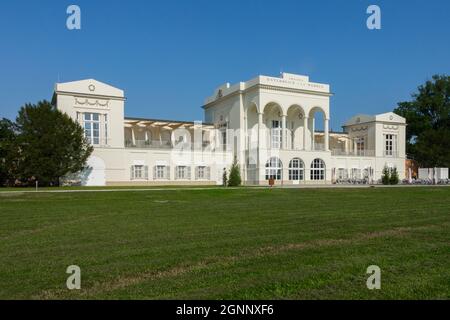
[0,187,448,299]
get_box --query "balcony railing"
[125,139,229,151]
[331,149,376,157]
[313,143,325,151]
[126,139,173,149]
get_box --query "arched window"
[289,158,304,181]
[265,157,282,180]
[310,158,325,180]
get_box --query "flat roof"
[124,116,214,127]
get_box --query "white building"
[52,73,406,186]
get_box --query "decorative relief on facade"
[75,97,109,107]
[350,126,368,132]
[383,124,398,130]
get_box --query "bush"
[228,157,242,187]
[389,167,399,185]
[381,165,390,185]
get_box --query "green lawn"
[0,187,449,299]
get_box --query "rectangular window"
[221,130,227,151]
[134,165,143,179]
[338,168,347,180]
[131,165,148,180]
[384,134,397,156]
[197,166,205,179]
[176,166,190,180]
[271,120,281,149]
[154,165,169,180]
[84,112,101,145]
[356,137,365,156]
[196,166,209,180]
[156,165,165,179]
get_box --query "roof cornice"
[202,83,333,109]
[54,90,126,101]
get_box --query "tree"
[15,100,93,186]
[228,157,242,187]
[0,118,19,186]
[389,167,399,185]
[381,165,390,185]
[394,75,450,167]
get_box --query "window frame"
[310,158,325,181]
[288,158,304,181]
[265,157,282,180]
[84,112,101,145]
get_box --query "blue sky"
[0,0,449,131]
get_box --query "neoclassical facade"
[53,73,406,186]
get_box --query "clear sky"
[0,0,449,131]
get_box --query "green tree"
[394,75,450,167]
[15,100,93,186]
[228,157,242,187]
[0,119,19,186]
[389,167,399,185]
[381,165,390,185]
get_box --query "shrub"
[390,167,399,185]
[381,165,390,185]
[228,157,242,187]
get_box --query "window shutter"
[153,166,157,180]
[130,166,134,180]
[145,166,149,180]
[165,166,170,180]
[206,167,210,180]
[195,167,199,180]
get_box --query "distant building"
[53,73,406,186]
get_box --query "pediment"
[375,112,406,123]
[54,79,124,98]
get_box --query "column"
[353,138,357,155]
[258,112,263,149]
[303,116,308,150]
[281,115,286,149]
[131,127,136,146]
[257,112,264,183]
[324,118,329,151]
[311,118,315,151]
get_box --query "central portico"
[203,72,405,185]
[203,73,332,184]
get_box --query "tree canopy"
[9,100,93,186]
[394,75,450,167]
[0,118,19,186]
